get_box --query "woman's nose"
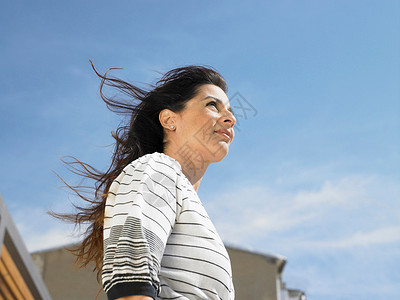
[222,110,236,128]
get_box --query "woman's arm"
[103,153,181,299]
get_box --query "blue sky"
[1,1,399,299]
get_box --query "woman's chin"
[211,144,230,163]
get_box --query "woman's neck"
[163,148,209,192]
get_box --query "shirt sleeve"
[102,154,182,300]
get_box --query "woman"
[58,63,236,300]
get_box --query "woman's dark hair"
[52,61,227,278]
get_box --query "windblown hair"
[52,61,227,279]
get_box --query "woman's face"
[173,84,236,164]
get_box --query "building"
[31,243,305,300]
[0,194,51,300]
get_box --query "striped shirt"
[102,152,234,300]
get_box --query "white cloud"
[205,174,400,299]
[12,205,85,253]
[206,175,400,252]
[301,226,400,249]
[24,226,82,253]
[292,176,370,209]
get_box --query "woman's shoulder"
[123,152,182,179]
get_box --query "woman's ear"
[159,109,176,131]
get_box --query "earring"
[170,125,175,130]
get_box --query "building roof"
[224,242,287,274]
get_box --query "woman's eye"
[206,101,218,109]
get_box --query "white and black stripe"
[102,152,234,300]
